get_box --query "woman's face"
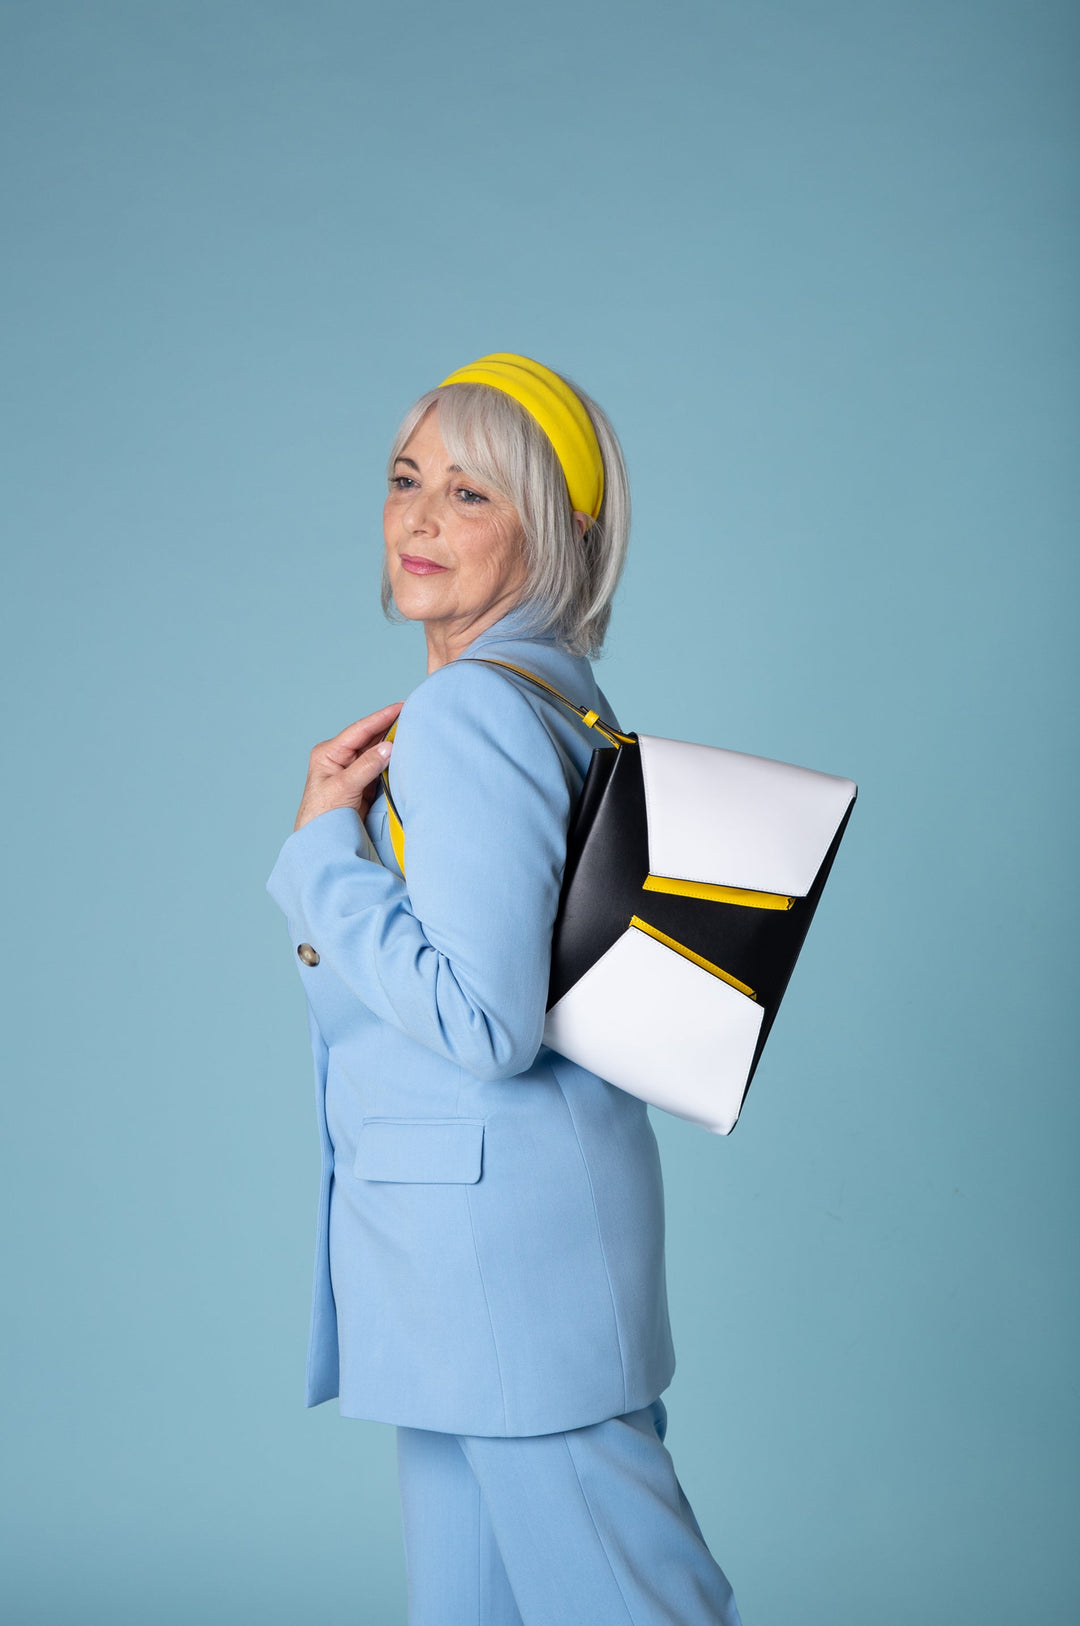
[384,405,529,657]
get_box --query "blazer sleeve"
[265,659,574,1082]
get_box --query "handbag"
[382,658,857,1135]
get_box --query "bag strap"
[473,658,635,748]
[378,657,633,877]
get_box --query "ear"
[572,510,591,541]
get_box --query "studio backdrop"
[1,3,1076,1624]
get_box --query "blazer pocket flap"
[354,1118,485,1184]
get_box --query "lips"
[400,555,449,575]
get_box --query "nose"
[401,484,438,536]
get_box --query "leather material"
[502,675,859,1135]
[547,740,649,1008]
[545,925,765,1134]
[472,664,857,1107]
[638,732,857,897]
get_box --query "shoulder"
[398,654,550,736]
[390,655,564,810]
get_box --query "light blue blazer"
[266,600,675,1437]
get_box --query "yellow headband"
[437,351,604,524]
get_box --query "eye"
[389,475,416,491]
[455,487,488,505]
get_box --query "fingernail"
[376,742,392,759]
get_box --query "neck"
[422,596,525,673]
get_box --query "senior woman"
[266,352,743,1626]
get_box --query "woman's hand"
[293,701,404,833]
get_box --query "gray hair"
[380,367,630,658]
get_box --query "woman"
[266,352,743,1625]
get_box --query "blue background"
[2,2,1076,1621]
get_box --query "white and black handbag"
[383,659,857,1136]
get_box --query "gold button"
[297,943,320,967]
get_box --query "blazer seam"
[464,1183,510,1433]
[305,1002,340,1404]
[463,653,596,783]
[548,1057,630,1415]
[306,1165,339,1404]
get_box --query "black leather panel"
[547,736,857,1129]
[741,795,856,1091]
[547,740,650,1008]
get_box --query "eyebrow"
[393,455,463,473]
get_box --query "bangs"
[434,382,560,508]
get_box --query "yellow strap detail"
[477,659,636,746]
[379,718,406,874]
[642,875,794,911]
[377,661,633,882]
[629,915,757,1000]
[385,798,406,874]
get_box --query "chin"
[391,577,447,623]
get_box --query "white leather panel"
[637,734,856,898]
[543,925,764,1135]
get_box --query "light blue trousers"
[396,1398,743,1626]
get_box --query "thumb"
[338,738,393,793]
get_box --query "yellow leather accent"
[478,659,636,747]
[386,799,406,874]
[377,661,635,882]
[629,915,757,1000]
[642,875,794,910]
[380,718,406,874]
